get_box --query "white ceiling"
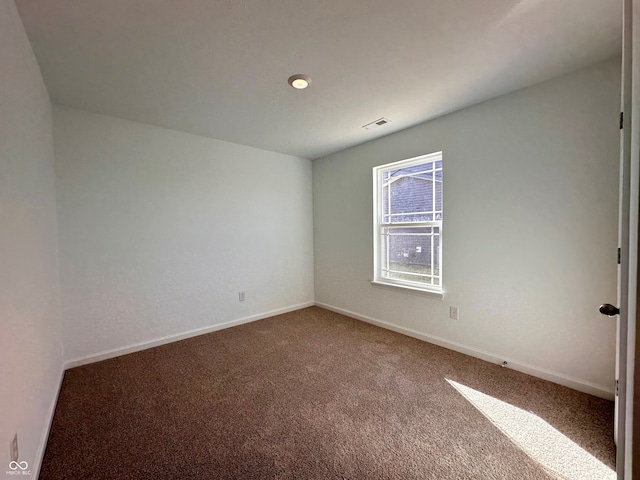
[15,0,621,159]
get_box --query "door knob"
[599,304,620,316]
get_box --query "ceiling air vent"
[362,117,391,131]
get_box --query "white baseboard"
[65,302,315,369]
[315,301,614,401]
[32,363,65,480]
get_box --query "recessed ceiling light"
[288,74,311,90]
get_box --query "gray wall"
[0,1,64,476]
[54,107,314,363]
[313,58,621,397]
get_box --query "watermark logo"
[6,461,30,476]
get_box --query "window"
[372,152,443,293]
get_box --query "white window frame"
[372,151,443,296]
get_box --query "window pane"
[381,160,442,223]
[380,226,441,285]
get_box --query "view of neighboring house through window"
[373,152,443,293]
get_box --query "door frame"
[621,0,639,478]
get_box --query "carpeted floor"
[40,307,616,479]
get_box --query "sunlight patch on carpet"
[446,379,615,480]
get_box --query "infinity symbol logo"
[9,461,28,471]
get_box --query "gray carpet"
[40,306,615,479]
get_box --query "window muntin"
[374,152,443,292]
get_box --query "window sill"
[370,280,445,299]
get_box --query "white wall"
[313,59,621,397]
[54,107,314,363]
[0,1,64,477]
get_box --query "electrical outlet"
[10,432,18,462]
[449,306,459,320]
[238,291,245,302]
